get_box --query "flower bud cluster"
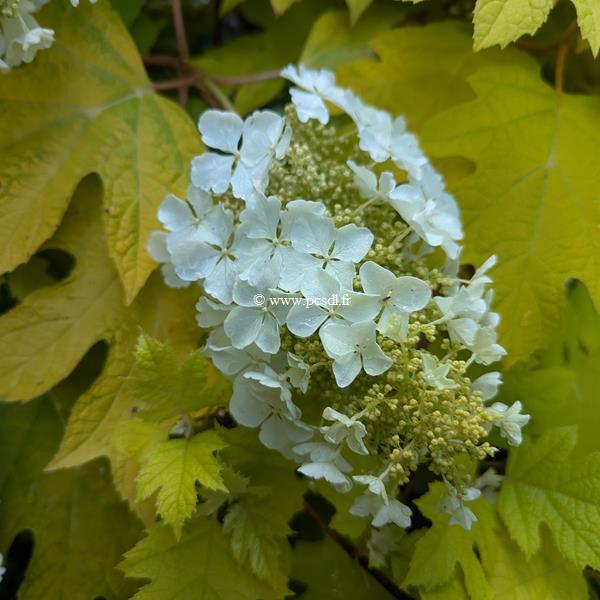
[150,66,530,533]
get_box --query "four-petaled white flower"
[286,269,365,338]
[437,483,481,531]
[486,401,530,446]
[281,65,347,124]
[353,470,390,503]
[320,407,369,455]
[288,211,373,288]
[1,0,54,73]
[191,110,290,200]
[350,492,412,529]
[230,368,311,453]
[224,276,290,354]
[352,261,432,341]
[233,193,313,291]
[421,353,457,390]
[286,352,311,393]
[347,160,396,204]
[295,441,353,492]
[146,231,190,289]
[320,321,392,388]
[388,165,463,259]
[471,371,502,402]
[204,327,269,376]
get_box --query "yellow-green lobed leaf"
[422,61,600,362]
[120,516,280,600]
[0,1,200,301]
[136,430,228,538]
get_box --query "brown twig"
[555,43,568,93]
[554,19,578,93]
[153,73,200,91]
[302,501,414,600]
[171,0,190,65]
[143,54,181,67]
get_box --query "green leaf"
[120,516,280,600]
[345,0,374,25]
[221,427,306,519]
[131,334,229,421]
[110,0,144,25]
[271,0,298,15]
[215,429,307,593]
[0,397,142,599]
[301,7,401,70]
[292,537,396,599]
[136,431,228,538]
[499,427,600,571]
[0,1,200,301]
[473,0,553,50]
[422,62,600,362]
[336,22,527,130]
[223,489,292,596]
[130,13,168,55]
[501,281,600,456]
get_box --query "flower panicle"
[150,65,529,536]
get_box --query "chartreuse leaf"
[0,177,213,523]
[473,0,554,51]
[404,483,587,600]
[501,281,600,456]
[0,1,200,301]
[292,537,395,599]
[422,62,600,363]
[336,22,526,130]
[136,430,227,538]
[131,334,229,421]
[473,0,600,55]
[0,176,123,403]
[499,427,600,571]
[404,484,489,599]
[0,397,142,599]
[120,516,280,600]
[572,0,600,54]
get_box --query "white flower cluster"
[0,0,94,72]
[150,65,530,532]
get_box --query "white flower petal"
[332,353,362,388]
[191,153,235,194]
[287,304,328,338]
[198,110,243,153]
[332,224,373,262]
[147,230,170,263]
[224,307,263,349]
